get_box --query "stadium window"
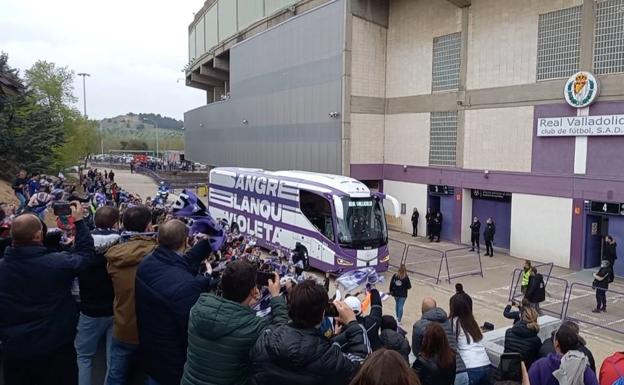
[429,111,457,167]
[594,0,624,75]
[431,32,461,92]
[536,6,582,80]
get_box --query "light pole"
[77,73,90,118]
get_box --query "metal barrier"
[564,282,624,335]
[443,247,484,283]
[388,238,408,268]
[404,244,446,284]
[508,268,570,319]
[508,262,555,300]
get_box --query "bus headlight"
[336,258,354,266]
[379,254,390,263]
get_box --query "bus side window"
[299,190,335,243]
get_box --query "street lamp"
[77,73,90,118]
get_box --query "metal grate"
[432,33,461,91]
[594,0,624,75]
[536,6,582,80]
[429,112,457,167]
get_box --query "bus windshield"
[337,196,387,249]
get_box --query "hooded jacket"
[181,293,288,385]
[0,220,95,359]
[136,241,215,385]
[380,328,411,362]
[412,307,467,373]
[529,352,598,385]
[539,334,596,373]
[413,354,457,385]
[250,321,369,385]
[333,289,383,351]
[105,235,157,344]
[503,320,542,368]
[78,229,119,317]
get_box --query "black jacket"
[526,274,546,303]
[334,289,383,351]
[380,329,411,363]
[413,355,456,385]
[412,307,466,373]
[250,321,369,385]
[411,211,419,224]
[603,242,617,266]
[136,241,215,385]
[0,220,95,359]
[538,335,596,373]
[389,274,411,298]
[78,229,119,317]
[503,321,542,368]
[593,266,610,289]
[470,221,481,235]
[484,223,496,241]
[503,305,521,324]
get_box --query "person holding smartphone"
[0,202,95,385]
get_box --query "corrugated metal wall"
[185,0,344,174]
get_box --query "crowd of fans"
[0,167,623,385]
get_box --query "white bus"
[208,168,400,272]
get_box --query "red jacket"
[600,352,624,385]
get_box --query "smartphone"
[256,271,276,286]
[53,202,72,217]
[499,352,523,382]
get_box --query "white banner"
[537,114,624,137]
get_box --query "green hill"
[98,113,184,152]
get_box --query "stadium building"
[184,0,624,276]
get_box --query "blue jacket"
[0,220,95,358]
[135,240,215,385]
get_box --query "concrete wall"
[383,180,429,235]
[463,107,534,172]
[386,0,461,97]
[384,113,430,167]
[351,114,385,163]
[467,0,583,90]
[351,16,387,98]
[510,194,573,267]
[185,1,344,173]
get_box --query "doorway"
[584,215,607,269]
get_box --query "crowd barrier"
[564,282,624,335]
[508,262,554,301]
[508,268,569,319]
[387,238,408,268]
[404,244,446,284]
[443,246,484,283]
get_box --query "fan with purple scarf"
[172,189,226,252]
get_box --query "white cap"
[344,296,362,315]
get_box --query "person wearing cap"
[336,288,383,351]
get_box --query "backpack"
[534,274,546,303]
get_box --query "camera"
[53,201,72,217]
[256,271,276,287]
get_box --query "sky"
[0,0,206,120]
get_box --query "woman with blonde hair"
[349,349,421,385]
[504,306,543,368]
[389,264,411,324]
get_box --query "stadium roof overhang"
[446,0,471,7]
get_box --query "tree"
[25,61,75,122]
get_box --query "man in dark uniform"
[432,211,443,242]
[484,218,496,257]
[470,217,481,252]
[425,208,433,241]
[411,208,419,237]
[603,235,617,283]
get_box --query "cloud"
[0,0,206,120]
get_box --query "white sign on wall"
[537,114,624,137]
